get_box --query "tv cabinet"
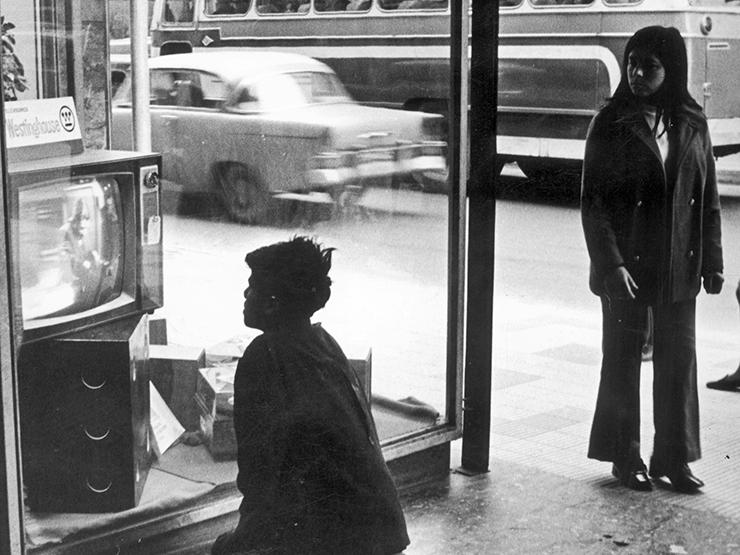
[19,313,152,513]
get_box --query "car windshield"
[239,71,351,111]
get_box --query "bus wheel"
[215,163,271,225]
[160,42,193,56]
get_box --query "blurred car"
[111,50,446,223]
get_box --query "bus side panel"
[703,9,740,120]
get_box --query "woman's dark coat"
[581,103,723,303]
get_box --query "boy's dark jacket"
[212,323,409,555]
[581,102,723,303]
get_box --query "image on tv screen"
[18,176,125,322]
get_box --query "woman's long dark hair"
[608,25,702,123]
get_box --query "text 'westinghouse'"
[6,117,63,139]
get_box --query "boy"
[212,236,409,555]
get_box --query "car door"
[148,69,185,189]
[155,70,231,196]
[237,72,329,193]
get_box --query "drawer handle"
[84,427,111,441]
[85,478,112,494]
[81,375,106,390]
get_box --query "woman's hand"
[703,272,724,295]
[604,266,639,300]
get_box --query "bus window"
[379,0,448,9]
[529,0,593,5]
[205,0,251,15]
[500,0,523,6]
[603,0,641,4]
[164,0,195,22]
[346,0,372,10]
[315,0,369,11]
[257,0,309,12]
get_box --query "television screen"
[18,177,125,322]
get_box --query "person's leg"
[588,297,649,488]
[706,278,740,390]
[650,299,703,492]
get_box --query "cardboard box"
[149,344,206,431]
[348,348,372,402]
[148,317,168,345]
[195,363,237,460]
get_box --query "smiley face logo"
[59,105,76,132]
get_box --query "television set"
[8,149,163,344]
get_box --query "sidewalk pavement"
[403,450,740,554]
[401,296,740,554]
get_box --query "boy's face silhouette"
[242,284,278,330]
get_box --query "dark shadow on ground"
[494,173,581,207]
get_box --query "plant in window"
[2,16,28,101]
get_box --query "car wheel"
[215,163,271,225]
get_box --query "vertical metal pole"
[130,0,152,152]
[461,0,499,474]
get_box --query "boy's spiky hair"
[245,236,335,317]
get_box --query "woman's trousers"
[587,297,700,469]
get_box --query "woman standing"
[581,26,723,493]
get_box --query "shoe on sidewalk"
[706,370,740,391]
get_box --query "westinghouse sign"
[4,97,82,149]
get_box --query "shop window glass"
[1,0,457,550]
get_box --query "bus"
[148,0,740,180]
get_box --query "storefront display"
[0,1,476,552]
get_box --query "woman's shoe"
[667,464,704,493]
[649,461,704,493]
[611,461,652,491]
[706,373,740,391]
